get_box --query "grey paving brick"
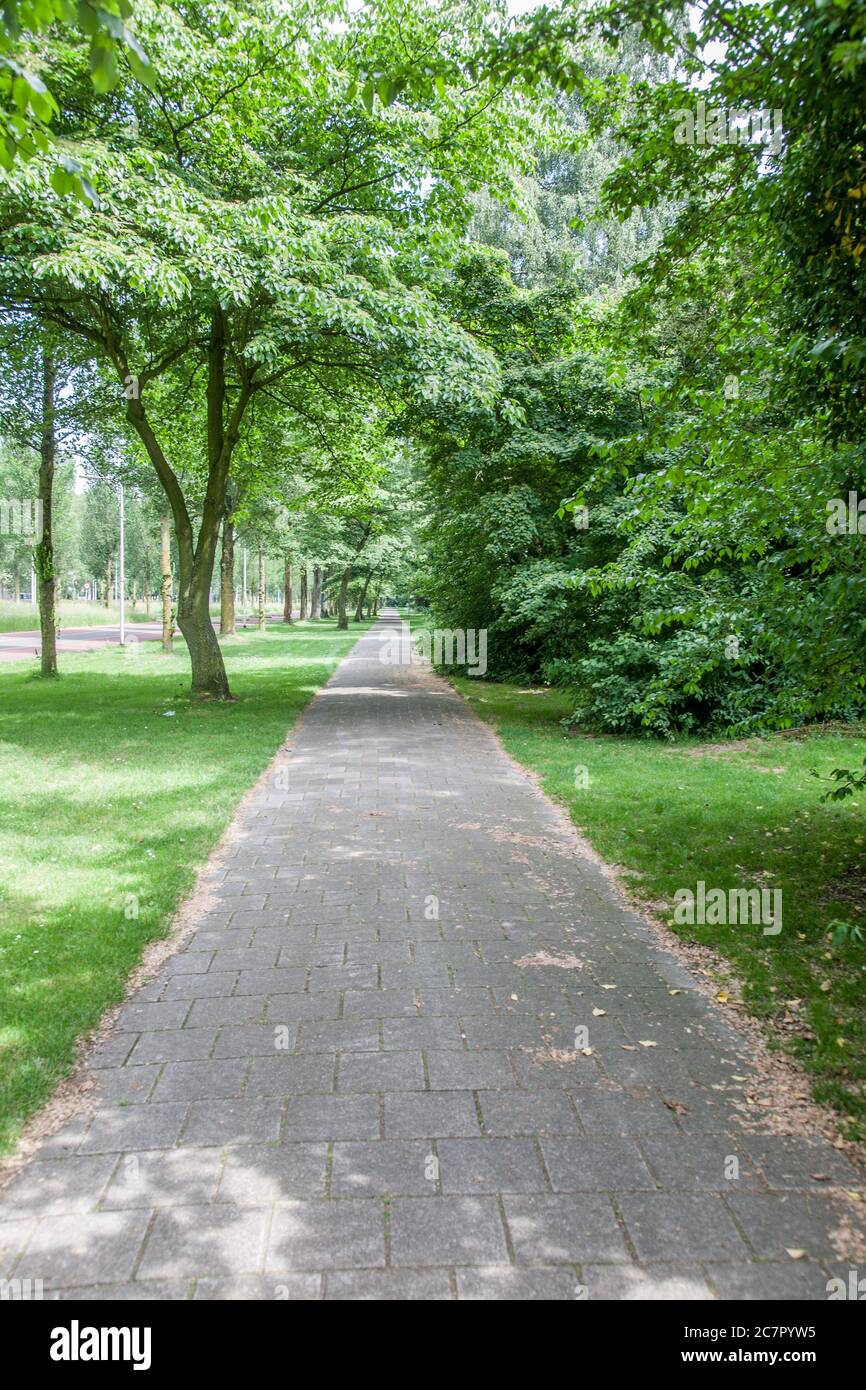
[619,1192,749,1261]
[0,1220,35,1277]
[390,1196,509,1266]
[342,989,418,1019]
[299,1020,380,1052]
[151,1059,249,1104]
[138,1204,270,1279]
[247,1054,335,1095]
[325,1269,452,1300]
[309,963,378,992]
[385,1093,482,1139]
[426,1050,515,1090]
[457,1266,581,1300]
[1,1156,117,1218]
[78,1103,189,1153]
[284,1095,380,1141]
[186,995,267,1027]
[705,1260,831,1301]
[128,1028,218,1065]
[115,1000,189,1032]
[234,968,307,996]
[738,1136,865,1191]
[503,1193,630,1264]
[337,1050,424,1092]
[540,1136,656,1192]
[195,1273,321,1299]
[438,1138,547,1194]
[331,1141,434,1196]
[16,1210,151,1288]
[101,1148,224,1208]
[44,1279,192,1300]
[182,1098,283,1147]
[162,971,238,1000]
[89,1065,161,1105]
[570,1087,679,1135]
[213,1023,297,1058]
[215,1145,328,1203]
[581,1263,713,1300]
[266,1200,385,1271]
[724,1193,852,1260]
[478,1090,578,1137]
[266,993,341,1023]
[164,950,215,975]
[641,1135,764,1191]
[381,1016,464,1050]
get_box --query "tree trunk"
[36,350,58,676]
[124,311,242,699]
[104,558,111,607]
[283,558,293,623]
[311,565,322,619]
[337,569,350,630]
[13,567,20,604]
[354,569,374,623]
[299,565,308,620]
[220,513,236,635]
[257,544,266,630]
[160,512,173,653]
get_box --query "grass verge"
[0,619,364,1154]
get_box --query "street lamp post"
[118,483,125,646]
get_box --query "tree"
[1,0,154,192]
[1,0,553,696]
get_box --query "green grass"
[436,661,866,1139]
[0,600,167,632]
[0,619,365,1154]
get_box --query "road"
[0,614,288,662]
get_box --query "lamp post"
[118,483,125,646]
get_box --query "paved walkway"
[2,614,864,1300]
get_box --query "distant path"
[0,613,291,662]
[1,611,863,1299]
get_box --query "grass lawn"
[0,600,166,631]
[0,619,365,1154]
[437,663,866,1140]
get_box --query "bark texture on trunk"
[125,307,243,699]
[337,569,350,630]
[220,513,236,636]
[311,565,322,619]
[36,351,58,676]
[283,558,293,623]
[160,512,173,653]
[354,569,374,624]
[257,544,266,630]
[299,565,308,620]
